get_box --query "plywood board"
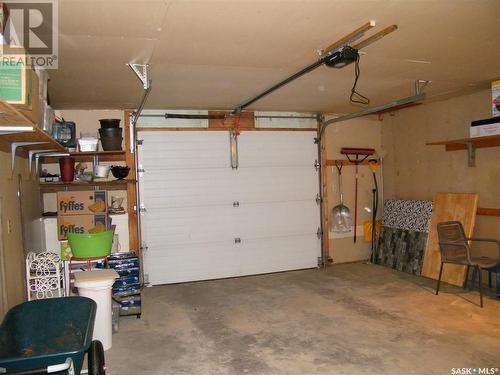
[421,192,478,286]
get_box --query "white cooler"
[74,270,119,351]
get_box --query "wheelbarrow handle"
[2,358,75,375]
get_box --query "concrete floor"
[107,263,500,374]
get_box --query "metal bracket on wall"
[314,159,320,171]
[28,149,57,175]
[35,152,70,176]
[10,142,49,172]
[460,141,476,167]
[127,63,152,154]
[229,131,239,169]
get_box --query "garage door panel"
[146,241,240,284]
[235,201,319,239]
[238,235,320,274]
[238,131,317,167]
[235,167,317,203]
[140,169,238,208]
[142,206,237,245]
[139,131,230,169]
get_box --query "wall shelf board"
[427,134,500,167]
[40,150,126,163]
[38,179,135,188]
[426,134,500,151]
[476,207,500,217]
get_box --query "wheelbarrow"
[0,297,105,374]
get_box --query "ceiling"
[49,0,500,113]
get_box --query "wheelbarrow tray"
[0,297,96,374]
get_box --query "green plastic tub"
[68,230,113,258]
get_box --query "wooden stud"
[326,159,379,167]
[321,136,330,263]
[208,111,255,129]
[137,127,318,132]
[124,111,139,254]
[322,21,375,56]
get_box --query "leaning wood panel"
[421,192,478,286]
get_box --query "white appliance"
[109,213,129,252]
[26,217,59,254]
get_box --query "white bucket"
[75,272,117,351]
[93,165,110,178]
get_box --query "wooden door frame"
[0,198,8,317]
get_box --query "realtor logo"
[1,0,58,68]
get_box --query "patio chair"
[436,221,500,307]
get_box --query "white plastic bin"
[74,269,118,351]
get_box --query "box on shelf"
[60,241,72,260]
[57,190,107,215]
[493,80,500,117]
[469,117,500,138]
[57,213,107,240]
[0,53,28,105]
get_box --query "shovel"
[330,162,352,233]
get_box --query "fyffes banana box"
[57,190,107,215]
[57,214,108,240]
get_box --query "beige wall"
[0,151,41,317]
[382,89,500,241]
[324,116,382,263]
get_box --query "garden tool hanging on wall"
[368,158,379,262]
[341,148,375,243]
[330,161,352,233]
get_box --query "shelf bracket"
[28,149,58,174]
[35,152,70,176]
[127,63,152,154]
[11,142,49,172]
[461,141,476,167]
[128,63,150,90]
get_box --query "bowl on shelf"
[79,171,94,182]
[110,165,130,180]
[99,119,121,128]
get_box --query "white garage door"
[138,131,320,285]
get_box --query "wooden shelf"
[476,207,500,217]
[39,179,135,187]
[0,127,67,154]
[0,100,67,155]
[326,159,379,167]
[40,150,126,163]
[0,100,34,126]
[426,134,500,151]
[427,134,500,167]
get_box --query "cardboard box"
[469,117,500,138]
[493,80,500,117]
[57,214,108,240]
[0,54,27,105]
[57,191,107,215]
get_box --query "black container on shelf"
[100,136,123,151]
[52,120,76,147]
[99,119,121,128]
[98,127,123,137]
[110,165,130,179]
